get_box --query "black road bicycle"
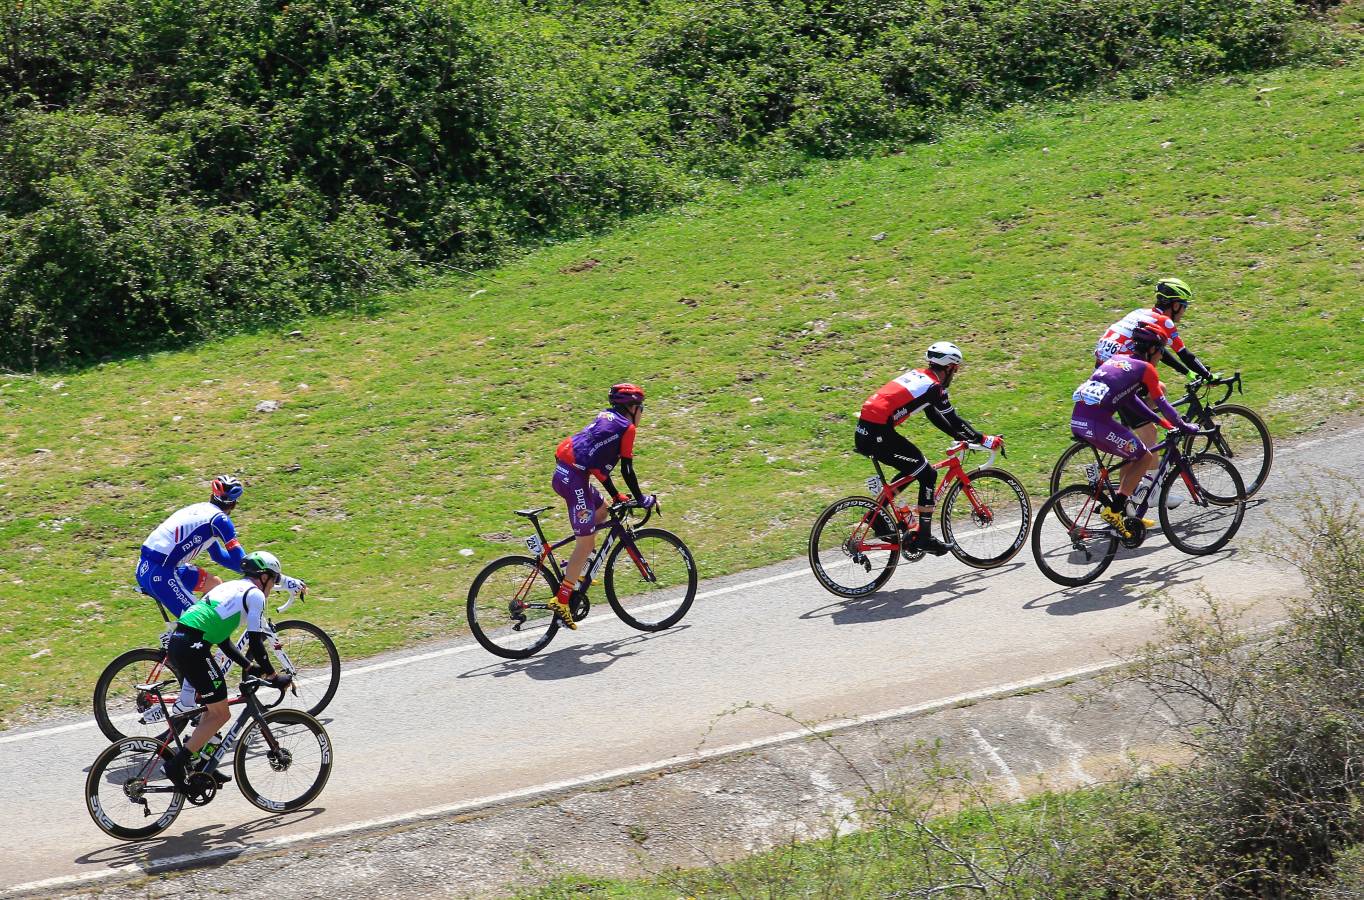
[93,592,340,742]
[1032,426,1247,587]
[466,500,697,659]
[1050,372,1272,499]
[85,676,333,841]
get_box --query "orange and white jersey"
[1095,307,1186,364]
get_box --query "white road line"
[0,659,1124,898]
[968,727,1023,798]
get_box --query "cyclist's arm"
[217,637,252,670]
[1159,346,1191,376]
[242,587,273,673]
[619,457,644,500]
[1175,347,1212,379]
[924,393,984,444]
[208,514,246,572]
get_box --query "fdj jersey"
[178,579,267,644]
[141,502,241,568]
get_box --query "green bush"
[0,0,1341,367]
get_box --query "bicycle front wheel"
[808,496,900,598]
[1197,404,1272,498]
[93,648,182,742]
[86,737,184,840]
[604,527,698,631]
[1031,486,1119,587]
[1160,453,1246,556]
[466,555,561,659]
[941,468,1031,569]
[234,709,333,812]
[1048,440,1093,498]
[269,620,341,718]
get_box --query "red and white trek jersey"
[1094,308,1186,364]
[859,368,952,427]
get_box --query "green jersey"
[178,579,267,644]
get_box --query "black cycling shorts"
[853,418,939,507]
[167,626,229,705]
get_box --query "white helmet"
[925,341,963,367]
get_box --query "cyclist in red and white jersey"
[855,342,1002,557]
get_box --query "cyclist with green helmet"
[163,551,292,789]
[1092,277,1216,513]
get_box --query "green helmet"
[242,550,282,579]
[1154,277,1193,309]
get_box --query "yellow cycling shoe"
[1099,505,1134,539]
[547,598,578,630]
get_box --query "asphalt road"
[2,423,1356,897]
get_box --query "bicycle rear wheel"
[268,620,341,718]
[940,468,1031,569]
[466,555,561,659]
[1031,486,1119,587]
[1159,453,1246,555]
[1196,404,1272,498]
[808,496,900,598]
[234,709,333,812]
[86,737,184,840]
[93,648,182,742]
[604,528,697,631]
[1048,440,1093,498]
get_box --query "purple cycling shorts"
[552,462,602,537]
[1070,415,1148,462]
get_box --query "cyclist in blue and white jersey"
[136,475,305,709]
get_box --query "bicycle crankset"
[570,592,590,621]
[184,770,218,806]
[1119,517,1148,549]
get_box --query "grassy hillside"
[1,59,1362,725]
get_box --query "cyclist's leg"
[138,562,204,708]
[551,463,601,624]
[1071,414,1152,531]
[165,628,232,785]
[858,422,947,553]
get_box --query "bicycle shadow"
[456,626,691,682]
[74,806,326,873]
[801,562,1026,626]
[1024,552,1222,616]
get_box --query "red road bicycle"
[808,441,1031,598]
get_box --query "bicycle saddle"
[136,679,177,694]
[514,506,553,518]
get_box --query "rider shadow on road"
[801,562,1026,626]
[74,806,326,873]
[1024,551,1230,616]
[456,626,691,682]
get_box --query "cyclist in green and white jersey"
[163,551,292,788]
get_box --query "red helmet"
[608,383,645,406]
[1126,323,1170,356]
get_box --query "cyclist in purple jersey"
[1071,324,1195,538]
[550,384,657,628]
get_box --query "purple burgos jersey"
[556,409,637,479]
[1071,355,1177,425]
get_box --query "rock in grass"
[255,400,281,413]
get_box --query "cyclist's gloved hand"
[639,494,658,510]
[981,435,1004,451]
[279,575,306,597]
[614,492,630,505]
[1172,419,1198,435]
[267,673,293,691]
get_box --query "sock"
[555,581,573,604]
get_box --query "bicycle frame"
[856,442,1000,551]
[506,505,657,617]
[1070,430,1209,536]
[131,681,284,797]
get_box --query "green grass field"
[1,59,1361,726]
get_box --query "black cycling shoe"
[911,531,954,557]
[162,747,192,789]
[199,766,232,786]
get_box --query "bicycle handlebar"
[946,440,999,471]
[609,498,657,528]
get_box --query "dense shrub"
[0,0,1338,367]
